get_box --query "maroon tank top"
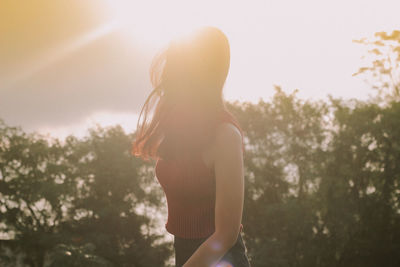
[155,113,244,239]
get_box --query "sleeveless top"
[154,114,244,239]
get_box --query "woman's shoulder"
[214,122,243,146]
[214,110,245,152]
[216,112,243,137]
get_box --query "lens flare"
[210,240,223,251]
[216,260,233,267]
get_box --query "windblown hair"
[131,26,244,162]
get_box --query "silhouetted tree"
[0,119,171,266]
[353,30,400,103]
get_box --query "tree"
[0,119,172,266]
[317,97,400,267]
[0,118,76,266]
[227,87,330,266]
[353,30,400,103]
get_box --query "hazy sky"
[1,0,399,140]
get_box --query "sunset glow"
[1,1,400,266]
[1,0,399,140]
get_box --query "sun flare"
[102,0,221,51]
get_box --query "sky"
[1,0,399,141]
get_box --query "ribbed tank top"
[155,115,244,239]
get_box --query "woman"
[132,26,251,267]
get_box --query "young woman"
[132,26,251,267]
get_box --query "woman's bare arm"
[183,122,244,267]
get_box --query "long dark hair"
[131,26,244,162]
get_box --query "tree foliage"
[0,120,171,267]
[353,30,400,102]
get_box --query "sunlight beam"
[5,20,120,89]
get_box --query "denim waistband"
[173,232,251,267]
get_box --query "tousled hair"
[131,26,244,162]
